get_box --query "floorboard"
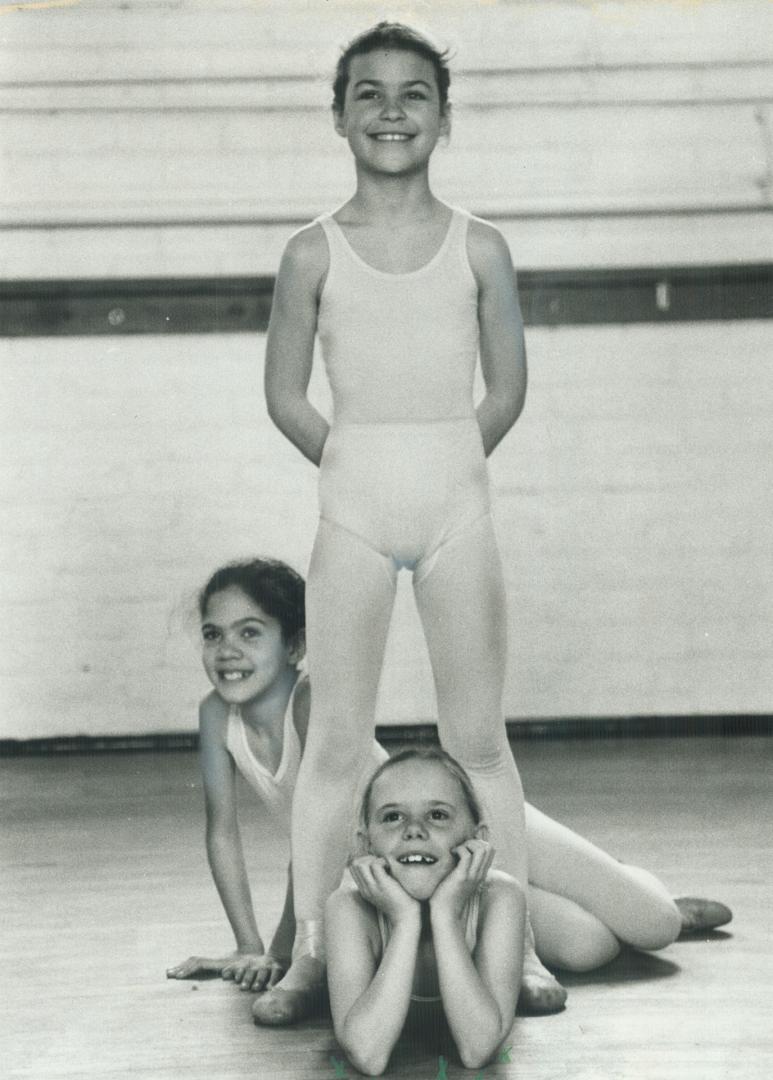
[2,735,770,1079]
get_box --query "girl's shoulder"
[479,868,526,913]
[464,213,513,270]
[283,219,330,272]
[326,883,379,936]
[277,220,330,302]
[290,674,311,750]
[198,690,230,738]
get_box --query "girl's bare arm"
[468,219,528,456]
[326,880,420,1077]
[264,225,330,466]
[167,696,276,983]
[431,871,525,1070]
[198,696,265,954]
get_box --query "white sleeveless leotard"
[225,683,388,836]
[225,684,300,833]
[315,207,490,580]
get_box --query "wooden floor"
[2,735,771,1080]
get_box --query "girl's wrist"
[391,905,422,932]
[428,899,462,928]
[235,939,265,954]
[267,937,292,961]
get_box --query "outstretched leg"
[253,520,397,1025]
[414,514,566,1013]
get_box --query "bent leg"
[528,885,620,972]
[525,803,682,951]
[254,521,396,1024]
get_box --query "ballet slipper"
[519,957,568,1014]
[252,928,326,1027]
[251,985,323,1026]
[675,897,733,933]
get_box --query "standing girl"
[260,20,560,1022]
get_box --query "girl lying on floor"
[167,556,730,1032]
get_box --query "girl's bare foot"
[675,897,733,934]
[251,955,325,1026]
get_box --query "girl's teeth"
[222,671,248,681]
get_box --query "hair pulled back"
[360,745,482,829]
[198,558,305,645]
[332,21,451,113]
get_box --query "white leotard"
[314,207,490,578]
[225,684,300,832]
[226,683,388,836]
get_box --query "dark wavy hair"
[332,21,451,114]
[198,558,305,645]
[360,745,482,829]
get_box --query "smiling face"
[333,48,449,177]
[200,586,299,706]
[364,758,481,901]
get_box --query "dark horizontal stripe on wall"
[1,714,770,756]
[1,263,771,337]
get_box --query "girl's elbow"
[265,392,288,430]
[339,1036,389,1077]
[459,1046,495,1072]
[206,824,236,852]
[351,1054,389,1077]
[458,1016,512,1070]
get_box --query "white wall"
[1,0,772,277]
[1,321,771,738]
[1,1,772,737]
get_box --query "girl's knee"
[617,867,682,949]
[627,896,682,951]
[304,728,370,779]
[553,924,621,973]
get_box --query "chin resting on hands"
[430,838,495,920]
[348,854,420,923]
[166,950,288,990]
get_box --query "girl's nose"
[403,818,428,839]
[218,635,242,657]
[380,96,406,120]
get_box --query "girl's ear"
[288,629,306,666]
[474,822,489,843]
[354,829,371,855]
[332,105,346,138]
[439,103,452,142]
